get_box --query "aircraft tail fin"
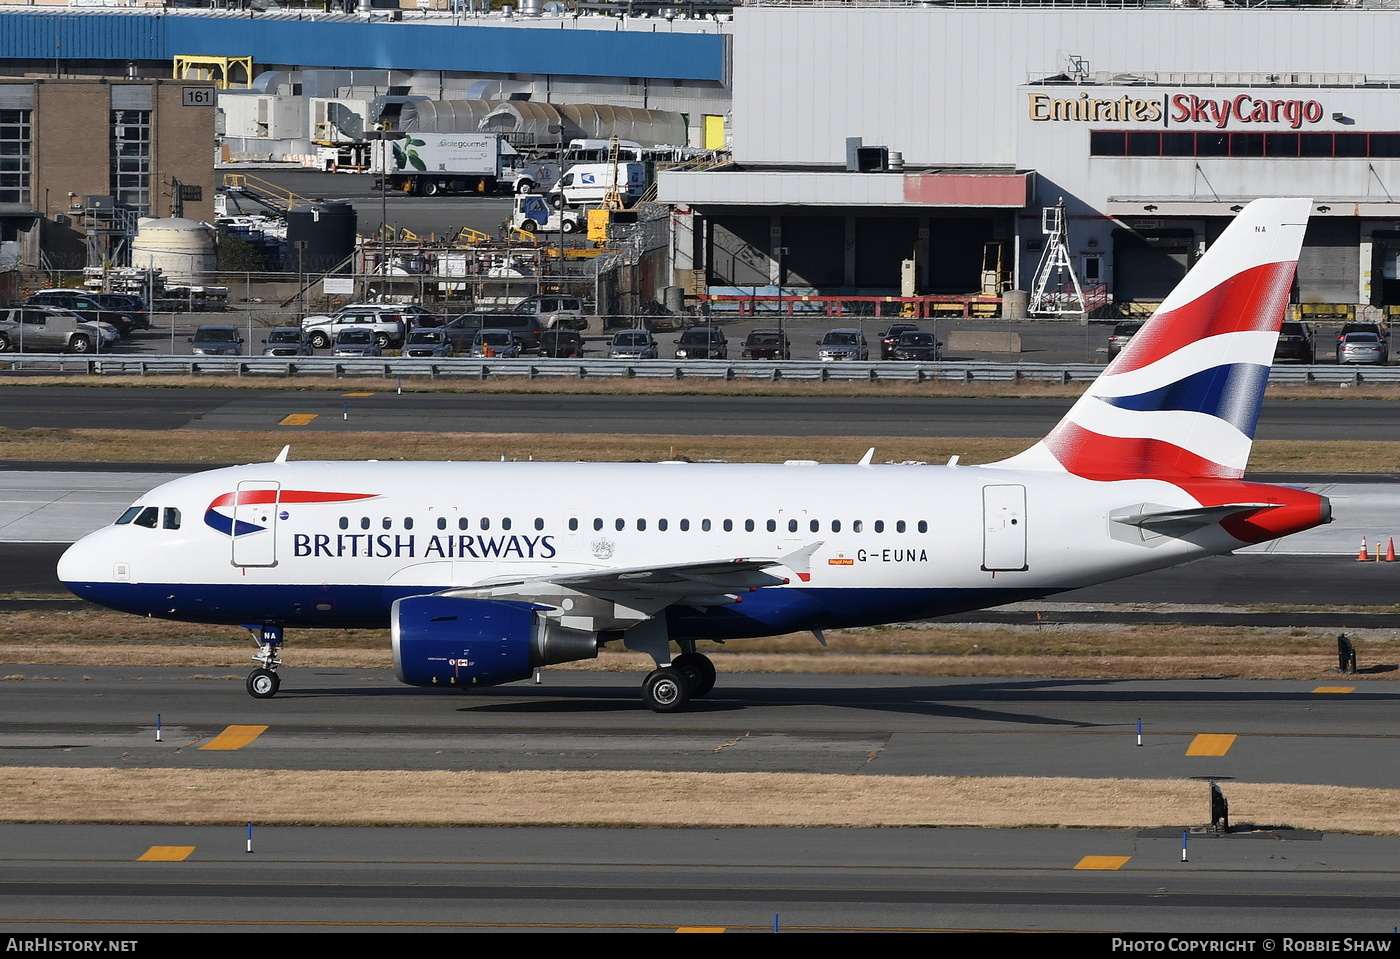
[993,197,1311,481]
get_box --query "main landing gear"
[245,624,284,699]
[641,651,717,713]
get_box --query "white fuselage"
[58,458,1255,637]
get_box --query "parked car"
[399,304,445,329]
[332,327,382,358]
[891,330,943,361]
[537,329,584,358]
[608,330,659,360]
[90,293,151,330]
[189,325,244,356]
[302,304,408,350]
[674,325,728,360]
[261,326,312,357]
[1336,322,1389,362]
[1107,321,1143,358]
[441,313,485,353]
[471,328,522,358]
[1273,321,1315,364]
[880,323,920,360]
[26,289,141,337]
[1338,331,1385,365]
[818,328,869,362]
[741,329,791,360]
[0,306,116,353]
[457,311,547,349]
[402,329,454,358]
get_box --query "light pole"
[365,130,406,291]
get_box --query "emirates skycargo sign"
[1027,92,1326,129]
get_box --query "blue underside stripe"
[62,580,1058,638]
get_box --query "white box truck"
[374,134,520,196]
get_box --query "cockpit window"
[163,507,181,530]
[132,506,159,528]
[115,506,142,525]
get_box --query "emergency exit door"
[231,480,280,568]
[982,485,1027,572]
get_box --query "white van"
[547,162,646,207]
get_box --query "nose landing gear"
[245,623,284,699]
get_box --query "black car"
[741,329,790,360]
[1274,321,1315,364]
[880,323,920,360]
[90,293,151,330]
[674,325,728,360]
[538,329,584,358]
[891,330,943,361]
[25,289,140,337]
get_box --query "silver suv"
[302,304,409,350]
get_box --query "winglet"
[858,448,875,467]
[274,445,291,464]
[780,541,824,583]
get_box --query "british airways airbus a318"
[58,198,1330,711]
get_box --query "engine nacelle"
[391,594,598,689]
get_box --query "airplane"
[57,197,1330,712]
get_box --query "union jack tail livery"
[998,197,1311,481]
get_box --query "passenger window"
[481,518,490,530]
[534,518,544,531]
[637,519,647,531]
[766,520,776,532]
[382,518,392,530]
[133,507,158,529]
[658,519,668,531]
[361,517,371,530]
[832,520,842,532]
[918,521,928,533]
[404,518,414,530]
[788,519,798,532]
[339,517,349,530]
[680,519,690,531]
[593,518,603,531]
[502,518,512,531]
[437,518,447,530]
[897,521,907,533]
[162,508,181,530]
[874,520,884,533]
[701,519,711,531]
[745,519,754,532]
[723,519,733,532]
[569,518,579,531]
[853,520,863,533]
[459,518,470,530]
[615,518,625,531]
[810,520,819,533]
[115,506,142,525]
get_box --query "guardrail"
[3,354,1400,385]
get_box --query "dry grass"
[3,425,1400,473]
[0,767,1396,833]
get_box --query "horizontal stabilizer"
[1112,502,1278,532]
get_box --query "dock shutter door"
[1113,229,1192,302]
[1297,218,1358,304]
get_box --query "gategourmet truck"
[373,134,520,196]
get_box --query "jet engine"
[391,595,597,689]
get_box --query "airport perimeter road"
[0,386,1397,441]
[2,823,1399,932]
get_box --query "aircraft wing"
[457,543,823,614]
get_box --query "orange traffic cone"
[1358,537,1369,562]
[1388,538,1396,562]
